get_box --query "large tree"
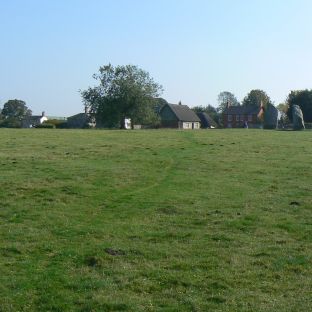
[217,91,240,113]
[286,89,312,122]
[0,99,32,127]
[242,89,272,108]
[1,99,32,119]
[81,64,163,128]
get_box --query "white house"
[21,112,48,128]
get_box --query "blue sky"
[1,0,312,116]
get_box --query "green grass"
[0,128,311,311]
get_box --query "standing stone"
[292,105,305,130]
[263,103,278,129]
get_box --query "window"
[240,115,244,121]
[236,115,239,121]
[248,115,252,122]
[184,122,190,129]
[228,115,232,122]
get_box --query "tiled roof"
[197,112,217,127]
[165,104,201,122]
[23,115,44,121]
[224,105,261,115]
[67,113,87,120]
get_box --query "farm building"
[67,113,89,128]
[197,112,218,128]
[67,112,95,128]
[67,107,96,128]
[159,103,201,129]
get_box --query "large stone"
[292,105,305,130]
[263,103,278,129]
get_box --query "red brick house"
[223,104,264,128]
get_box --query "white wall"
[182,122,200,129]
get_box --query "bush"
[56,121,68,128]
[263,125,277,130]
[35,123,55,129]
[45,119,68,128]
[0,118,22,128]
[304,123,312,129]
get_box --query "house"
[197,112,218,129]
[159,103,201,129]
[21,112,48,128]
[223,104,264,128]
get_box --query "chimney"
[178,101,182,105]
[226,101,230,108]
[42,111,45,117]
[257,101,265,119]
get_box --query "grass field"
[0,129,311,311]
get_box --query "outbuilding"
[159,103,201,129]
[197,112,218,128]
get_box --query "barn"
[159,103,201,129]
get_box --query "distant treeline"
[2,65,312,128]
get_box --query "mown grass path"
[0,129,311,311]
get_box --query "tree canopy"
[0,99,32,128]
[242,89,272,108]
[217,91,240,112]
[286,89,312,122]
[81,64,163,128]
[1,99,32,119]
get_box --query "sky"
[1,0,312,116]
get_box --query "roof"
[48,116,67,120]
[162,103,201,122]
[223,105,261,115]
[197,112,217,127]
[67,113,87,120]
[23,115,46,121]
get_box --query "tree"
[217,91,240,113]
[154,98,168,114]
[192,104,219,124]
[81,64,163,128]
[0,99,32,128]
[242,89,272,108]
[286,89,312,122]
